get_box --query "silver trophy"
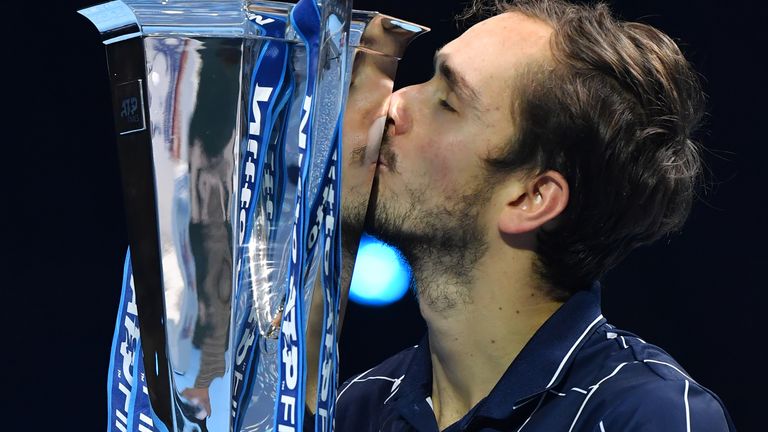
[79,1,426,431]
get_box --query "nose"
[387,86,413,136]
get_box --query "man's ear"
[498,170,569,235]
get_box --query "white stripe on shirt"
[643,359,695,382]
[546,315,604,388]
[568,362,636,432]
[337,366,386,401]
[517,393,548,432]
[684,380,691,432]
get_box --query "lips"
[376,154,388,169]
[377,139,397,172]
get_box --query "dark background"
[5,0,766,430]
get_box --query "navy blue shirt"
[336,286,735,431]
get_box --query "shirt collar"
[392,283,605,424]
[391,333,438,431]
[476,282,605,420]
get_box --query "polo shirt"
[335,285,735,431]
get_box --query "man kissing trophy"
[79,0,426,430]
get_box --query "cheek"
[416,134,470,196]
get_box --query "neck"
[415,247,563,430]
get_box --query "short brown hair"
[469,0,706,298]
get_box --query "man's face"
[340,17,423,252]
[367,12,552,291]
[340,48,398,235]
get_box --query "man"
[335,0,735,430]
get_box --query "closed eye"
[439,99,457,113]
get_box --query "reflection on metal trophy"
[79,1,426,431]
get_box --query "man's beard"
[341,142,377,256]
[364,173,491,312]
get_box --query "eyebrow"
[434,50,482,108]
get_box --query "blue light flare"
[349,234,411,306]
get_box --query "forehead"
[440,12,553,111]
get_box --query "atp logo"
[115,80,146,134]
[120,96,138,119]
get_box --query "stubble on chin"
[341,184,372,257]
[365,180,491,312]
